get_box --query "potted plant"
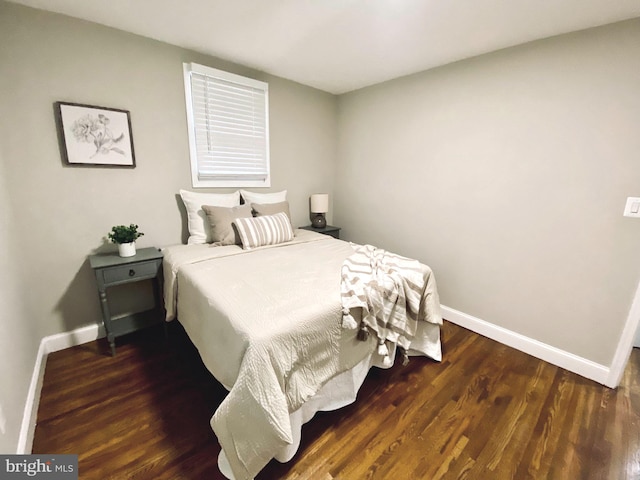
[108,224,144,257]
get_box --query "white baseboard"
[17,323,105,454]
[44,323,105,354]
[441,305,613,388]
[605,279,640,388]
[16,339,47,454]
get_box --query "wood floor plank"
[32,321,640,480]
[514,369,574,479]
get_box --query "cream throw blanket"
[341,243,441,366]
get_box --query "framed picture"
[55,102,135,167]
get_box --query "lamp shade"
[310,194,329,213]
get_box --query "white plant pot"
[118,242,136,258]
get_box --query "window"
[183,62,270,188]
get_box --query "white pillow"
[240,189,287,205]
[179,189,240,244]
[233,212,294,250]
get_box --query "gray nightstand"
[89,247,164,356]
[300,225,341,239]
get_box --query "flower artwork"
[72,113,126,158]
[56,102,136,167]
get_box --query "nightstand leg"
[153,271,168,344]
[108,334,116,357]
[98,290,116,356]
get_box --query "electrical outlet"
[0,403,6,435]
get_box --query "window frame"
[182,62,271,188]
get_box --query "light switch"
[623,197,640,218]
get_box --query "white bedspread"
[163,230,442,480]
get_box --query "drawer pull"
[129,269,135,277]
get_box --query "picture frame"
[54,102,136,167]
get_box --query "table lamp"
[310,193,329,228]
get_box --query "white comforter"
[163,230,442,480]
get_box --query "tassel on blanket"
[378,341,392,367]
[381,354,393,368]
[401,347,410,366]
[341,308,358,330]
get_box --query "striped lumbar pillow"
[233,212,294,250]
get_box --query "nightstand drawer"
[102,260,159,285]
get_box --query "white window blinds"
[183,63,270,187]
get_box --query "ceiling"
[8,0,640,94]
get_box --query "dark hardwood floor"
[32,321,640,480]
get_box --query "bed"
[163,193,442,480]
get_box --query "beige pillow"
[251,201,291,222]
[233,212,294,250]
[202,204,252,245]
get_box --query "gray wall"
[0,145,35,453]
[0,0,337,452]
[336,19,640,366]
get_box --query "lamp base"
[311,214,327,229]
